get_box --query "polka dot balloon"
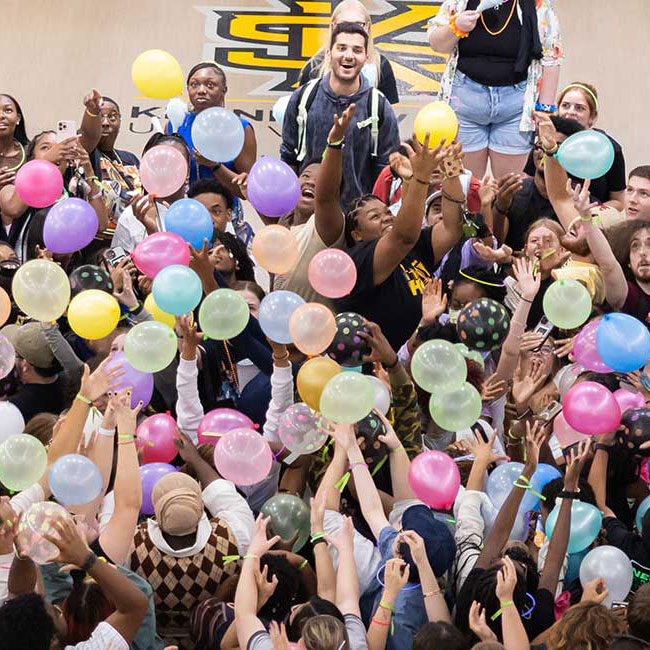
[355,409,388,470]
[618,408,650,458]
[457,298,510,351]
[278,403,333,460]
[14,502,72,565]
[69,264,114,298]
[326,312,370,366]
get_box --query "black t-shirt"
[336,227,437,350]
[504,178,557,251]
[458,0,527,87]
[523,129,626,204]
[621,281,650,326]
[9,377,64,422]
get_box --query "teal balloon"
[556,130,615,180]
[542,279,592,330]
[261,493,311,552]
[545,500,602,553]
[0,434,47,491]
[199,288,250,340]
[636,495,650,532]
[319,372,375,424]
[412,340,466,393]
[596,312,650,373]
[152,265,202,315]
[124,321,177,373]
[429,382,481,431]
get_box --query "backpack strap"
[295,79,320,163]
[356,88,384,158]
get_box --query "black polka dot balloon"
[69,265,114,298]
[356,409,388,469]
[457,298,510,351]
[618,408,650,458]
[326,312,370,366]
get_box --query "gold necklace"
[480,0,517,37]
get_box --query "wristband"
[442,191,465,205]
[491,600,515,621]
[385,356,399,370]
[423,588,442,597]
[327,136,344,148]
[299,558,309,570]
[312,537,327,547]
[272,352,290,363]
[128,302,144,315]
[449,14,469,38]
[379,600,394,612]
[350,461,368,470]
[535,103,557,113]
[75,393,92,405]
[81,551,98,572]
[541,143,559,156]
[311,532,326,544]
[98,426,116,437]
[559,490,580,499]
[595,443,613,453]
[85,109,99,118]
[244,554,259,561]
[89,189,103,201]
[513,474,545,500]
[372,617,390,627]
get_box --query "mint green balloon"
[455,343,485,370]
[429,382,482,431]
[124,321,177,373]
[543,279,592,330]
[0,434,47,491]
[412,340,466,393]
[199,288,250,340]
[319,372,375,424]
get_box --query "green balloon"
[261,493,311,552]
[124,321,177,373]
[199,289,250,340]
[412,340,466,393]
[0,434,47,491]
[543,279,592,330]
[454,343,485,370]
[319,372,375,424]
[429,382,482,431]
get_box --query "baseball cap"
[2,322,55,370]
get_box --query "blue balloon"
[545,500,602,553]
[486,462,539,513]
[556,130,615,180]
[152,265,203,315]
[531,463,563,510]
[164,198,213,249]
[191,107,245,163]
[258,290,305,344]
[48,454,103,507]
[596,312,650,372]
[482,500,529,541]
[637,495,650,532]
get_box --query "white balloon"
[0,402,25,445]
[0,334,15,379]
[272,96,291,129]
[579,545,633,607]
[482,500,529,542]
[368,376,391,416]
[166,98,188,132]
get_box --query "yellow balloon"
[297,356,341,411]
[414,101,459,148]
[251,225,299,274]
[68,290,121,340]
[12,259,70,322]
[144,293,176,329]
[132,49,184,100]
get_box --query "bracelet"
[559,489,580,499]
[385,356,399,370]
[379,600,394,612]
[595,443,613,453]
[372,617,391,627]
[327,137,344,150]
[513,474,545,500]
[75,393,92,405]
[81,551,98,572]
[273,352,290,362]
[128,302,144,315]
[542,143,559,156]
[535,103,557,114]
[423,588,442,597]
[312,537,327,547]
[389,444,403,454]
[85,175,99,182]
[449,14,469,38]
[350,461,368,470]
[442,191,465,205]
[85,109,99,118]
[243,554,259,561]
[98,426,116,438]
[299,558,309,570]
[89,190,103,201]
[414,177,429,186]
[311,532,326,543]
[491,600,515,621]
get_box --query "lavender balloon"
[104,352,154,408]
[247,157,301,218]
[43,198,99,253]
[140,464,177,515]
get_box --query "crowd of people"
[1,0,650,649]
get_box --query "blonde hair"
[302,615,349,650]
[545,602,626,650]
[308,0,381,84]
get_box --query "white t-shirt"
[65,621,128,650]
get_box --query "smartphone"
[537,399,562,422]
[56,120,77,143]
[532,315,554,351]
[611,601,628,609]
[102,246,128,269]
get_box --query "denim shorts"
[451,70,533,155]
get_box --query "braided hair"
[344,193,383,247]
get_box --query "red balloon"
[408,451,460,509]
[136,413,179,463]
[132,231,191,278]
[198,408,255,445]
[563,381,621,436]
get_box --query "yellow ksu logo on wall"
[196,0,447,99]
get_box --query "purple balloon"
[43,198,99,254]
[247,156,301,218]
[140,463,177,515]
[104,352,154,408]
[573,319,613,373]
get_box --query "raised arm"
[310,491,337,601]
[313,105,354,245]
[377,411,416,501]
[327,516,361,617]
[79,89,102,153]
[496,556,530,650]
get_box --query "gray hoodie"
[280,73,400,210]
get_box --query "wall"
[3,0,649,170]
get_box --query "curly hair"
[628,583,650,642]
[0,593,55,650]
[546,602,627,650]
[606,219,650,280]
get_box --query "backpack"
[294,78,385,163]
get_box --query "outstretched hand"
[328,103,356,144]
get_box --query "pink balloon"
[136,413,179,464]
[308,249,357,299]
[132,231,191,278]
[408,450,460,509]
[198,408,255,445]
[553,412,589,448]
[573,320,613,373]
[213,428,272,486]
[563,381,621,435]
[15,160,63,208]
[613,388,646,415]
[140,145,188,197]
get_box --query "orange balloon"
[289,303,337,356]
[0,288,11,327]
[251,225,299,274]
[297,356,342,411]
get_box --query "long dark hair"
[214,231,255,281]
[0,94,28,145]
